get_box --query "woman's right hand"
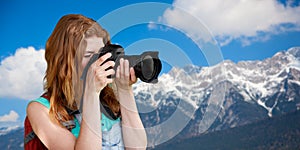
[85,53,115,94]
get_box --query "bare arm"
[27,102,77,150]
[27,91,101,150]
[118,88,147,150]
[75,90,101,149]
[115,58,147,149]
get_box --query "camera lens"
[141,55,154,80]
[136,51,161,83]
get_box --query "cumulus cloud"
[0,110,19,122]
[159,0,300,46]
[0,47,46,100]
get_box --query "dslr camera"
[81,44,162,83]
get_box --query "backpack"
[24,94,76,150]
[24,116,48,150]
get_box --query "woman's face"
[81,36,105,68]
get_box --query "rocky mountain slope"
[133,47,300,145]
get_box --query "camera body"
[81,44,162,83]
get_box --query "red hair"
[44,14,119,126]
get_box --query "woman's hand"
[85,53,115,94]
[115,59,148,149]
[115,58,137,91]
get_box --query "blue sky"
[0,0,300,127]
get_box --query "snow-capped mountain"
[133,47,300,144]
[0,126,21,136]
[0,126,23,149]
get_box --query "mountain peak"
[182,64,202,74]
[287,47,300,58]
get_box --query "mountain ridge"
[133,47,300,145]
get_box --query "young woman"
[25,14,147,149]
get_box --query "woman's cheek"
[82,58,89,68]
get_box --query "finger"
[95,74,107,89]
[96,73,111,85]
[104,68,115,77]
[120,58,124,79]
[95,72,106,80]
[95,53,112,66]
[124,59,130,79]
[116,66,121,79]
[130,67,137,82]
[106,78,113,84]
[100,61,115,70]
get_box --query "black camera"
[81,44,162,83]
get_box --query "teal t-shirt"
[32,97,120,138]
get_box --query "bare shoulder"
[27,101,48,115]
[26,101,76,149]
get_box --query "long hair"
[44,14,119,126]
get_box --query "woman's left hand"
[115,58,137,91]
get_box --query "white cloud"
[0,110,19,122]
[160,0,300,46]
[0,47,46,100]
